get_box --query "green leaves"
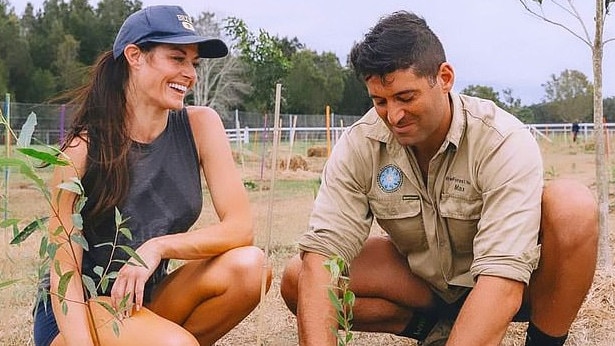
[10,216,49,244]
[81,274,97,299]
[324,255,355,346]
[57,270,75,304]
[58,178,84,195]
[17,147,69,166]
[70,232,89,251]
[16,112,37,148]
[117,245,148,269]
[0,279,20,290]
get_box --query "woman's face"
[129,43,200,111]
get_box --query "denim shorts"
[32,298,59,346]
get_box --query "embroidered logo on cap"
[378,164,403,193]
[177,14,195,31]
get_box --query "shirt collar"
[364,92,466,152]
[446,91,465,150]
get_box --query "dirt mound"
[307,146,328,157]
[279,155,308,171]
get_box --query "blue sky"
[13,0,615,106]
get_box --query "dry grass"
[2,139,615,345]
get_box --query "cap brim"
[147,35,229,58]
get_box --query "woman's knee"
[224,246,271,292]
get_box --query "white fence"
[224,122,615,145]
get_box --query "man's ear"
[438,62,455,92]
[123,44,143,67]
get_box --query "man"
[572,121,580,143]
[280,11,598,346]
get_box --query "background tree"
[502,88,536,123]
[519,0,614,267]
[64,0,97,64]
[460,84,506,108]
[461,84,536,123]
[94,0,142,50]
[191,12,250,113]
[542,69,593,122]
[53,34,86,93]
[604,96,615,121]
[225,17,291,113]
[316,52,345,113]
[337,70,372,116]
[283,50,344,114]
[0,0,39,101]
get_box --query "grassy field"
[1,137,615,345]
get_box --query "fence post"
[4,93,10,229]
[59,104,66,146]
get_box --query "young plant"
[324,255,355,346]
[1,111,146,343]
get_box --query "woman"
[33,5,270,345]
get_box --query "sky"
[11,0,615,106]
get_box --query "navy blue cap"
[112,5,228,59]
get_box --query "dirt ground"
[1,138,615,345]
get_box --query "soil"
[1,139,614,345]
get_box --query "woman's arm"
[48,137,96,345]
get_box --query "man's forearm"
[447,275,524,345]
[297,253,338,346]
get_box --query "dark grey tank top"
[41,108,203,302]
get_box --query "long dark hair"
[350,11,446,85]
[61,50,132,223]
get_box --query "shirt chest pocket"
[439,194,482,254]
[369,197,428,253]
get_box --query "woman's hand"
[110,240,162,315]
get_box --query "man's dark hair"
[350,11,446,84]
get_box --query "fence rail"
[1,101,612,146]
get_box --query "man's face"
[366,65,454,150]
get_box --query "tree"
[337,69,371,116]
[0,58,8,95]
[316,52,345,112]
[53,33,86,93]
[460,84,505,108]
[604,96,615,121]
[284,50,325,114]
[502,88,535,123]
[65,0,98,64]
[542,69,593,122]
[519,0,614,267]
[95,0,143,56]
[277,36,305,59]
[0,0,38,101]
[191,12,250,113]
[283,50,344,114]
[225,17,291,113]
[461,85,536,123]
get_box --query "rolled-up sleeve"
[298,133,373,265]
[470,128,543,285]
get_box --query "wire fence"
[1,101,613,148]
[0,101,364,146]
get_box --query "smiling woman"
[32,5,271,346]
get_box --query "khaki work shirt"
[298,92,543,302]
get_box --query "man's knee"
[280,254,302,315]
[541,179,598,249]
